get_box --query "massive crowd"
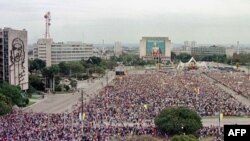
[0,71,249,140]
[206,72,250,99]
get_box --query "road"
[203,74,250,107]
[24,71,115,113]
[202,117,250,126]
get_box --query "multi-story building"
[33,39,93,66]
[0,28,28,90]
[191,45,227,57]
[190,41,197,48]
[34,38,53,66]
[140,37,172,63]
[51,42,93,65]
[114,41,122,57]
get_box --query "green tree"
[95,66,105,76]
[171,51,177,61]
[171,135,198,141]
[58,62,70,75]
[29,74,45,91]
[0,93,12,115]
[42,65,60,91]
[176,53,192,62]
[0,81,26,107]
[155,107,202,135]
[29,59,46,73]
[87,56,102,65]
[69,61,85,76]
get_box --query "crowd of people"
[0,71,249,140]
[206,72,250,99]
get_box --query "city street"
[24,71,115,113]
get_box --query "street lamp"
[181,125,185,135]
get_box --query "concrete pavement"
[24,71,115,113]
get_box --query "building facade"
[0,28,28,90]
[33,39,93,66]
[33,38,53,66]
[140,37,172,63]
[114,41,122,57]
[191,46,227,57]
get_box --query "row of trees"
[110,54,155,66]
[0,81,29,115]
[172,52,250,65]
[28,56,117,93]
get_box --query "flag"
[220,113,223,121]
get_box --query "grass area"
[27,101,36,106]
[26,94,43,107]
[54,91,74,94]
[31,95,42,99]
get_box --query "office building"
[33,38,53,66]
[191,45,230,57]
[33,39,93,66]
[0,28,28,90]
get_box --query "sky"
[1,0,250,44]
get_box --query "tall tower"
[237,41,239,55]
[44,11,51,38]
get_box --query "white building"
[33,38,53,66]
[114,41,122,56]
[33,39,93,66]
[0,28,29,90]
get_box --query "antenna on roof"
[44,11,51,38]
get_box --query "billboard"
[146,39,165,56]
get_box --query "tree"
[0,81,26,107]
[58,62,70,75]
[176,53,192,62]
[87,56,102,65]
[29,74,45,91]
[171,51,177,61]
[69,61,84,76]
[0,93,12,115]
[154,107,202,135]
[95,66,105,76]
[171,135,198,141]
[29,59,46,73]
[42,65,60,91]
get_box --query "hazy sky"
[1,0,250,44]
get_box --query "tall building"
[114,41,122,57]
[0,28,28,90]
[191,41,197,47]
[184,41,190,49]
[33,40,93,65]
[140,37,172,63]
[34,38,53,66]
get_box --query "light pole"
[106,73,109,86]
[81,89,84,140]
